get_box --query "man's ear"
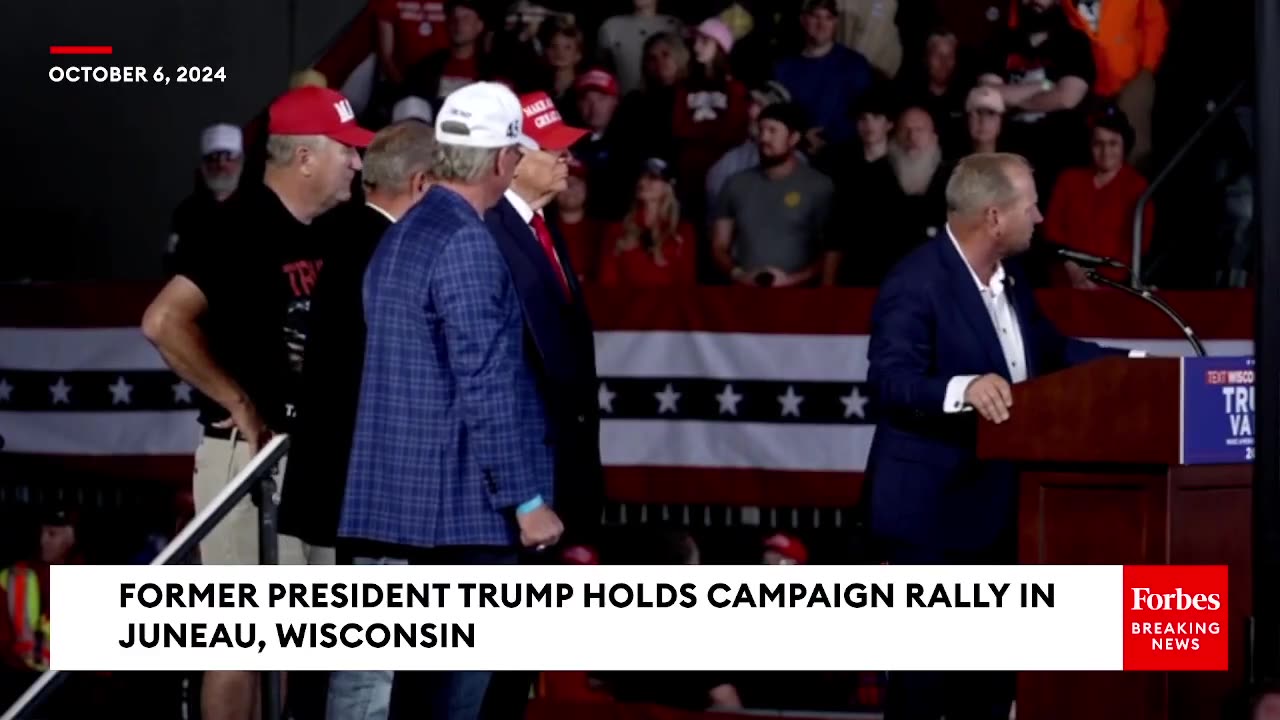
[296,145,313,177]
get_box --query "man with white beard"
[165,124,245,273]
[823,105,950,285]
[887,107,947,198]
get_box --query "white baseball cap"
[435,82,536,150]
[392,95,435,124]
[200,123,243,156]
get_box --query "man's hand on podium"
[964,374,1013,424]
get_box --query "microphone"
[1043,243,1129,270]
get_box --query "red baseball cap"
[575,68,619,97]
[268,86,375,148]
[763,533,809,564]
[561,545,600,565]
[519,92,589,151]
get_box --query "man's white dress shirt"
[941,226,1143,413]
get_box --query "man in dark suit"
[485,90,603,545]
[277,120,433,720]
[479,91,601,719]
[865,153,1140,720]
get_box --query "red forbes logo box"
[1123,565,1229,671]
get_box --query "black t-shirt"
[986,16,1096,184]
[171,183,326,432]
[988,19,1095,124]
[166,184,229,276]
[826,150,949,286]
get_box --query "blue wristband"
[516,495,544,516]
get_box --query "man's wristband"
[516,495,544,516]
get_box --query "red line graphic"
[49,46,113,55]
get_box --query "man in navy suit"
[865,153,1138,720]
[485,91,603,544]
[478,91,601,719]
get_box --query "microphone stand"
[1085,270,1208,357]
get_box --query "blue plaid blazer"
[339,185,555,549]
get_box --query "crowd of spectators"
[333,0,1177,291]
[171,0,1197,293]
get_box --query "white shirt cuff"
[1128,350,1147,358]
[944,375,980,413]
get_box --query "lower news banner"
[49,565,1228,672]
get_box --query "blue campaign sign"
[1181,356,1255,465]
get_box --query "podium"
[977,356,1252,720]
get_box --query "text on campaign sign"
[1182,356,1255,464]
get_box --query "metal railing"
[0,434,290,720]
[1131,80,1248,287]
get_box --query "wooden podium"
[977,357,1251,720]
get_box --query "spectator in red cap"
[671,18,749,215]
[480,89,602,720]
[575,68,620,141]
[141,84,371,720]
[554,158,603,283]
[560,544,600,565]
[574,68,633,220]
[598,158,697,287]
[762,532,809,564]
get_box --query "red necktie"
[529,213,570,297]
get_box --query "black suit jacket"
[278,203,392,546]
[484,197,604,540]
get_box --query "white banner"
[53,564,1124,672]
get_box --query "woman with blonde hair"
[597,158,697,286]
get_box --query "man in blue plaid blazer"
[338,82,563,720]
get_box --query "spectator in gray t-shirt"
[712,102,835,287]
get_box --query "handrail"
[0,434,291,720]
[1132,80,1248,287]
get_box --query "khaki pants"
[192,434,335,566]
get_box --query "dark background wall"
[0,0,364,282]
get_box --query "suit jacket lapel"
[1006,266,1039,378]
[937,237,1010,378]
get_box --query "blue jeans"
[388,546,519,720]
[326,556,406,720]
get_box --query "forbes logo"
[1131,587,1222,612]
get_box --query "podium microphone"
[1038,242,1206,356]
[1045,243,1129,270]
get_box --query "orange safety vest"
[0,563,49,671]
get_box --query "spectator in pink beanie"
[672,17,749,215]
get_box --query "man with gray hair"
[142,85,371,720]
[339,82,562,718]
[277,119,434,720]
[864,152,1137,719]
